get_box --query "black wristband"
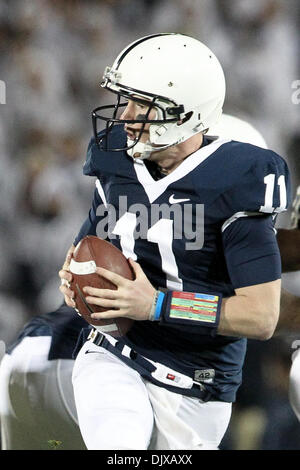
[159,290,222,337]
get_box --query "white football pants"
[72,340,232,450]
[0,336,86,450]
[289,347,300,422]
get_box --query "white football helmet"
[92,33,226,159]
[209,114,268,149]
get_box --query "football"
[69,236,135,337]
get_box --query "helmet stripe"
[115,33,176,69]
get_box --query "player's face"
[120,98,156,144]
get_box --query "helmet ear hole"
[177,111,193,126]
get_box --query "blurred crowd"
[0,0,300,449]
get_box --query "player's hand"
[82,258,157,321]
[59,244,76,308]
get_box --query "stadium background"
[0,0,300,449]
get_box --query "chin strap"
[126,140,153,160]
[126,137,180,161]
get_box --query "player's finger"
[59,284,75,298]
[61,278,70,288]
[59,285,76,307]
[128,258,145,279]
[62,245,75,270]
[90,309,123,320]
[65,297,77,308]
[58,270,73,282]
[96,267,127,286]
[85,297,117,308]
[83,287,117,299]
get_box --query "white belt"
[88,329,205,391]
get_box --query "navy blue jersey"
[7,304,87,360]
[76,125,291,402]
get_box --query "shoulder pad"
[222,142,291,215]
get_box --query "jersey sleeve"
[222,214,281,289]
[222,148,291,217]
[218,146,289,288]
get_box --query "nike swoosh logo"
[169,194,190,204]
[85,350,104,354]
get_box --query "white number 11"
[260,174,287,213]
[113,214,183,290]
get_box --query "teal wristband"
[154,291,165,321]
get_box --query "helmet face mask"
[92,33,226,159]
[92,90,183,154]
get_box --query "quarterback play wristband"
[160,290,222,335]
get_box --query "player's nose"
[120,101,135,121]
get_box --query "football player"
[273,190,300,424]
[59,33,291,451]
[0,303,87,450]
[0,112,270,451]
